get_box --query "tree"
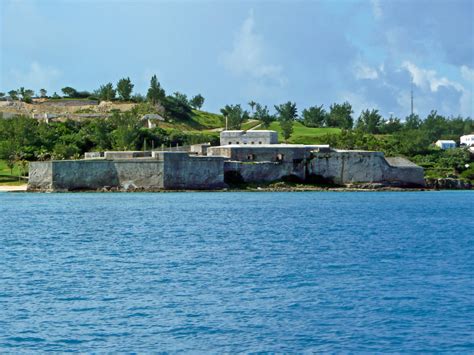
[52,92,60,99]
[380,117,403,134]
[18,87,34,103]
[422,110,447,141]
[220,104,249,130]
[116,77,134,101]
[404,113,421,130]
[356,109,383,134]
[0,92,5,99]
[327,102,353,129]
[110,111,140,150]
[39,89,47,98]
[302,105,327,127]
[254,103,275,128]
[61,86,78,98]
[24,89,34,103]
[248,100,257,112]
[97,83,116,101]
[147,75,165,105]
[8,90,18,100]
[6,155,15,175]
[275,102,297,142]
[173,92,188,106]
[162,95,192,121]
[189,94,205,109]
[131,93,145,103]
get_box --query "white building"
[435,140,456,149]
[460,134,474,147]
[220,130,279,146]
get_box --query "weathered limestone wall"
[28,147,424,191]
[103,151,152,159]
[84,152,104,159]
[28,160,165,191]
[52,160,120,190]
[158,152,225,189]
[308,151,425,187]
[190,143,211,155]
[113,161,164,189]
[28,152,225,191]
[224,161,305,183]
[208,145,317,163]
[28,161,53,191]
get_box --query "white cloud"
[402,61,472,117]
[402,61,463,92]
[354,62,378,80]
[221,10,286,87]
[461,65,474,82]
[370,0,383,20]
[9,61,61,92]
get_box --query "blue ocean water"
[0,191,473,352]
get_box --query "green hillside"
[258,121,341,144]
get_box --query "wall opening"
[276,153,284,162]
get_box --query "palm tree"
[248,100,256,113]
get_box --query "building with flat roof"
[435,140,456,149]
[220,130,278,146]
[460,134,474,147]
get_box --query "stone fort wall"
[28,152,225,191]
[28,148,425,191]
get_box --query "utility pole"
[410,81,414,116]
[225,115,228,131]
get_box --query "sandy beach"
[0,185,28,192]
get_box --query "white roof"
[436,140,456,143]
[221,130,277,133]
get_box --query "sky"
[1,0,473,119]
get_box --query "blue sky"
[1,0,473,119]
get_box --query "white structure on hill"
[460,134,474,147]
[220,130,279,146]
[141,114,165,129]
[435,140,456,149]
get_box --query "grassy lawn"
[241,120,261,130]
[0,160,28,186]
[259,121,341,144]
[159,110,223,131]
[190,110,223,129]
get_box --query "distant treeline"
[0,75,206,110]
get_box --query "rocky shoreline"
[24,178,472,193]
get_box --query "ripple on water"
[0,191,473,352]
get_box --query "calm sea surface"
[0,191,473,352]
